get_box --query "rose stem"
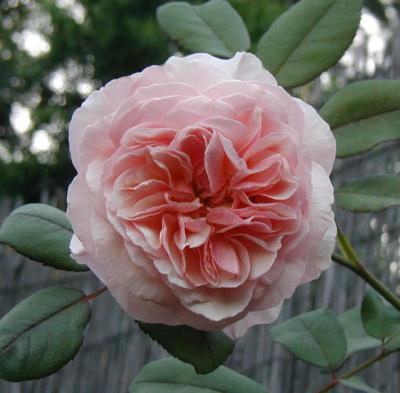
[315,349,393,393]
[332,253,400,312]
[82,286,108,302]
[332,227,400,312]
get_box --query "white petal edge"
[296,98,336,174]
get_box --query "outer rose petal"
[245,163,336,313]
[297,99,336,174]
[300,218,336,284]
[186,52,277,86]
[88,212,187,324]
[170,280,257,322]
[299,164,337,283]
[224,302,283,338]
[164,55,231,92]
[67,175,96,254]
[69,76,135,170]
[70,234,91,266]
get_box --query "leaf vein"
[192,5,232,54]
[0,294,84,357]
[333,108,400,131]
[274,1,336,75]
[12,212,73,233]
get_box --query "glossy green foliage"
[361,290,400,341]
[271,308,347,370]
[138,322,234,374]
[338,308,380,357]
[0,287,91,381]
[129,357,268,393]
[0,203,87,271]
[336,176,400,212]
[157,0,250,57]
[321,80,400,158]
[257,0,362,88]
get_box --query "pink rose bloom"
[67,52,336,338]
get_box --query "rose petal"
[296,98,336,174]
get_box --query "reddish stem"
[82,286,108,302]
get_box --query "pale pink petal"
[251,257,308,311]
[85,158,108,196]
[189,52,277,85]
[296,98,336,174]
[162,96,232,129]
[295,163,336,282]
[204,132,226,193]
[89,212,194,325]
[224,302,283,339]
[184,218,212,248]
[260,87,305,133]
[164,55,231,92]
[236,235,281,280]
[211,237,240,275]
[132,82,197,102]
[67,175,96,255]
[161,214,186,279]
[225,52,277,85]
[110,95,186,143]
[172,281,256,321]
[199,116,251,149]
[204,80,262,101]
[121,126,176,147]
[69,76,135,169]
[300,218,336,284]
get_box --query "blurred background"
[0,0,400,392]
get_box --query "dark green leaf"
[129,357,268,393]
[320,80,400,158]
[336,176,400,212]
[271,308,347,369]
[157,0,250,58]
[0,203,87,272]
[0,286,91,381]
[257,0,362,88]
[361,289,400,341]
[340,375,380,393]
[338,308,381,357]
[138,322,233,374]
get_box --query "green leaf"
[385,329,400,351]
[340,375,380,393]
[0,286,91,381]
[336,176,400,212]
[138,322,233,374]
[257,0,362,88]
[129,357,268,393]
[320,80,400,158]
[361,289,400,341]
[0,203,87,272]
[338,308,381,357]
[157,0,250,58]
[271,308,347,369]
